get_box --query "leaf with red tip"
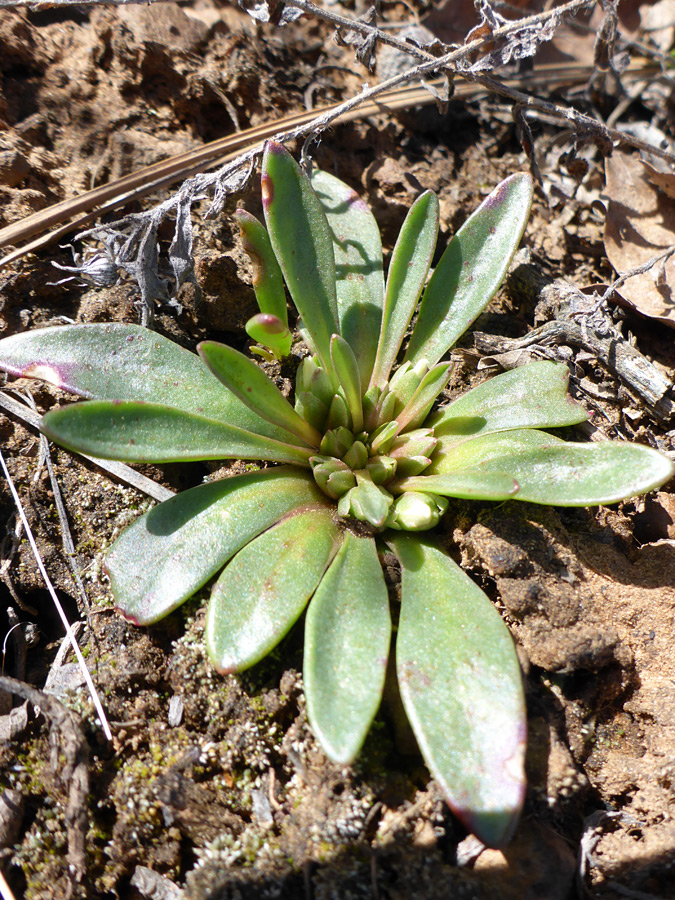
[405,174,533,367]
[0,323,293,443]
[389,534,526,848]
[233,208,289,327]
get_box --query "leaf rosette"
[1,142,671,848]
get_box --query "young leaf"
[0,324,294,443]
[369,191,440,388]
[312,169,384,385]
[330,334,363,433]
[429,428,675,505]
[389,534,525,849]
[431,361,588,438]
[233,208,289,326]
[395,363,452,433]
[405,174,533,368]
[304,531,391,764]
[42,401,313,466]
[207,507,342,673]
[245,313,293,360]
[262,142,339,381]
[337,472,394,528]
[198,340,321,447]
[107,468,329,625]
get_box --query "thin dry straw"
[0,448,113,741]
[0,868,17,900]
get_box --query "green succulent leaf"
[0,324,293,443]
[198,340,321,447]
[395,362,452,433]
[304,531,391,764]
[405,174,533,368]
[295,391,329,432]
[429,428,675,505]
[108,468,329,624]
[233,209,289,327]
[330,334,363,433]
[206,506,342,673]
[431,361,588,438]
[370,190,440,388]
[389,534,525,849]
[262,142,339,380]
[42,401,313,465]
[312,169,384,385]
[395,469,519,501]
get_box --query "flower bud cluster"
[297,354,450,531]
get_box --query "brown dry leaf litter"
[604,150,675,326]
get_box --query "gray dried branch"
[289,0,597,64]
[0,70,599,266]
[496,259,675,422]
[64,54,674,321]
[0,675,89,880]
[3,0,673,322]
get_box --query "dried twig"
[0,449,113,740]
[600,245,675,305]
[479,259,675,422]
[0,675,89,881]
[37,56,672,322]
[0,391,174,503]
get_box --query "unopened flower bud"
[245,313,292,354]
[394,455,433,478]
[320,426,354,459]
[389,427,437,460]
[295,390,329,432]
[385,491,448,531]
[366,455,397,485]
[362,383,382,429]
[310,455,356,499]
[342,440,368,470]
[388,358,430,414]
[376,390,397,426]
[337,477,394,529]
[326,392,351,430]
[369,420,399,455]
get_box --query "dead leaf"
[639,0,675,51]
[642,160,675,200]
[603,151,675,326]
